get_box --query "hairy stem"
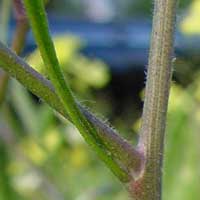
[0,41,145,182]
[128,0,177,199]
[22,0,130,181]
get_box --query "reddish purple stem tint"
[13,0,27,21]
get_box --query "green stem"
[21,0,95,144]
[0,41,144,182]
[0,0,11,105]
[22,0,129,182]
[128,0,177,199]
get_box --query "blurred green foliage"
[163,80,200,200]
[1,45,200,200]
[180,0,200,34]
[26,35,110,94]
[1,0,200,199]
[0,34,127,200]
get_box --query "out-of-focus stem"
[0,0,11,42]
[11,20,29,55]
[0,0,11,105]
[0,0,29,105]
[12,0,29,54]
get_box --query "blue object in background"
[8,15,200,74]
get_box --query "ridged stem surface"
[128,0,177,199]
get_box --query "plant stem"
[0,21,29,105]
[22,0,144,182]
[0,0,29,105]
[0,0,11,105]
[128,0,177,199]
[0,0,11,42]
[11,20,29,55]
[0,41,143,182]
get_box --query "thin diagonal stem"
[22,0,130,181]
[0,41,144,182]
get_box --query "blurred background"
[0,0,200,199]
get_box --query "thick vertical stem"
[128,0,177,199]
